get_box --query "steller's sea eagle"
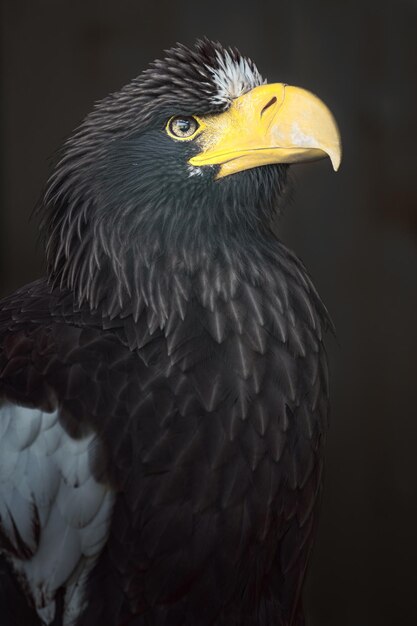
[0,39,341,626]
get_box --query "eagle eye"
[166,116,201,140]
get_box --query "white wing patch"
[209,49,265,106]
[0,404,115,625]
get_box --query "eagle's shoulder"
[0,279,142,412]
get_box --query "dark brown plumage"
[0,39,333,626]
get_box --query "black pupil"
[177,119,191,133]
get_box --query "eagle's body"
[0,40,339,625]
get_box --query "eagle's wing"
[0,281,127,625]
[0,404,114,625]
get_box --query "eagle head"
[42,39,340,314]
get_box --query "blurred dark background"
[1,1,416,624]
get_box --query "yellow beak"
[189,83,341,178]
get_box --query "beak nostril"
[260,96,277,117]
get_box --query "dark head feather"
[40,40,289,318]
